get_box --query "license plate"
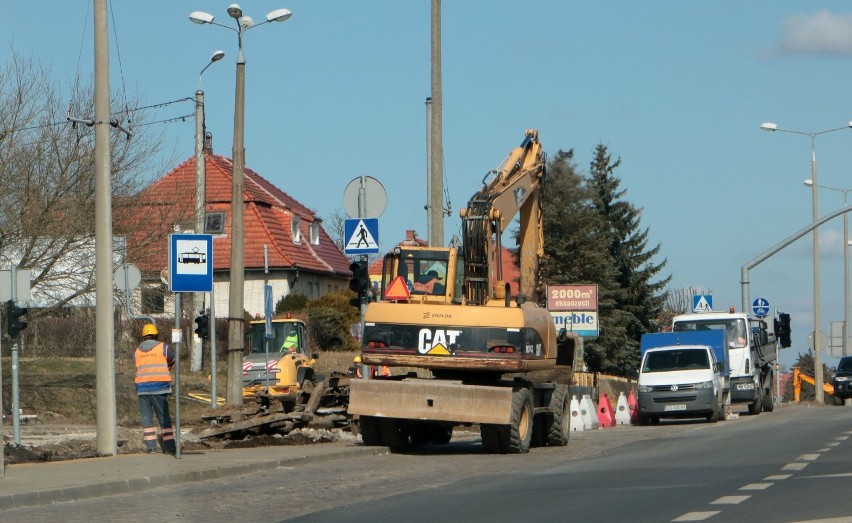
[664,404,687,411]
[736,383,754,390]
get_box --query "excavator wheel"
[546,384,570,446]
[378,418,409,451]
[358,415,382,446]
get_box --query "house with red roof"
[118,146,351,318]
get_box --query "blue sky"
[6,2,852,369]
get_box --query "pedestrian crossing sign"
[693,294,713,313]
[344,218,380,255]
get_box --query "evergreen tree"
[539,149,620,372]
[585,144,670,375]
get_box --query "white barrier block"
[581,394,599,429]
[570,395,585,432]
[615,392,632,425]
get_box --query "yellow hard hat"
[353,356,362,364]
[142,324,158,337]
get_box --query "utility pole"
[93,0,117,456]
[429,0,444,248]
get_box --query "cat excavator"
[348,130,578,453]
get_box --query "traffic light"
[349,260,370,309]
[194,312,210,340]
[775,312,792,348]
[6,300,28,338]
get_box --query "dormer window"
[310,221,320,245]
[292,216,301,244]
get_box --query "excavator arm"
[793,367,835,403]
[460,129,546,305]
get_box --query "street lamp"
[190,4,292,405]
[804,179,852,359]
[761,120,852,403]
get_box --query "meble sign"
[550,311,599,338]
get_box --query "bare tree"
[0,49,170,312]
[323,208,348,252]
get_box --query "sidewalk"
[0,441,388,511]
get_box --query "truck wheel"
[638,414,650,426]
[359,416,382,446]
[748,387,762,415]
[546,384,570,447]
[378,418,409,450]
[508,388,534,454]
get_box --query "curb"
[0,445,389,511]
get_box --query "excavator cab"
[380,246,461,303]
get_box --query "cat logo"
[418,328,462,355]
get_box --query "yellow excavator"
[348,130,577,453]
[197,317,350,439]
[792,367,835,403]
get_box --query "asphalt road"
[3,403,851,523]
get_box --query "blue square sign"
[169,234,213,292]
[344,218,380,255]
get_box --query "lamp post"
[804,179,852,359]
[190,5,292,405]
[192,50,224,374]
[761,121,852,403]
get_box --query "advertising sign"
[547,285,598,312]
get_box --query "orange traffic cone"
[597,393,615,428]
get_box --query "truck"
[637,331,729,424]
[672,310,775,415]
[347,130,576,454]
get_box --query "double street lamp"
[804,180,852,360]
[761,121,852,403]
[190,4,292,405]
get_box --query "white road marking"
[711,495,750,504]
[783,462,809,471]
[764,474,792,481]
[740,483,772,490]
[672,511,721,521]
[798,454,821,461]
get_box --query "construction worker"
[281,329,299,353]
[133,323,176,455]
[350,355,391,378]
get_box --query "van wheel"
[706,405,719,423]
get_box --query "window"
[205,212,226,234]
[292,216,301,244]
[310,221,320,245]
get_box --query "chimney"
[406,230,416,242]
[204,132,213,152]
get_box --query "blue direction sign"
[168,234,213,292]
[344,218,380,255]
[752,297,770,317]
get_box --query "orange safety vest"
[134,343,171,383]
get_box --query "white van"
[637,343,724,425]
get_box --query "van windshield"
[642,349,710,373]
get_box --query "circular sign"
[752,297,770,317]
[114,263,142,292]
[343,176,387,218]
